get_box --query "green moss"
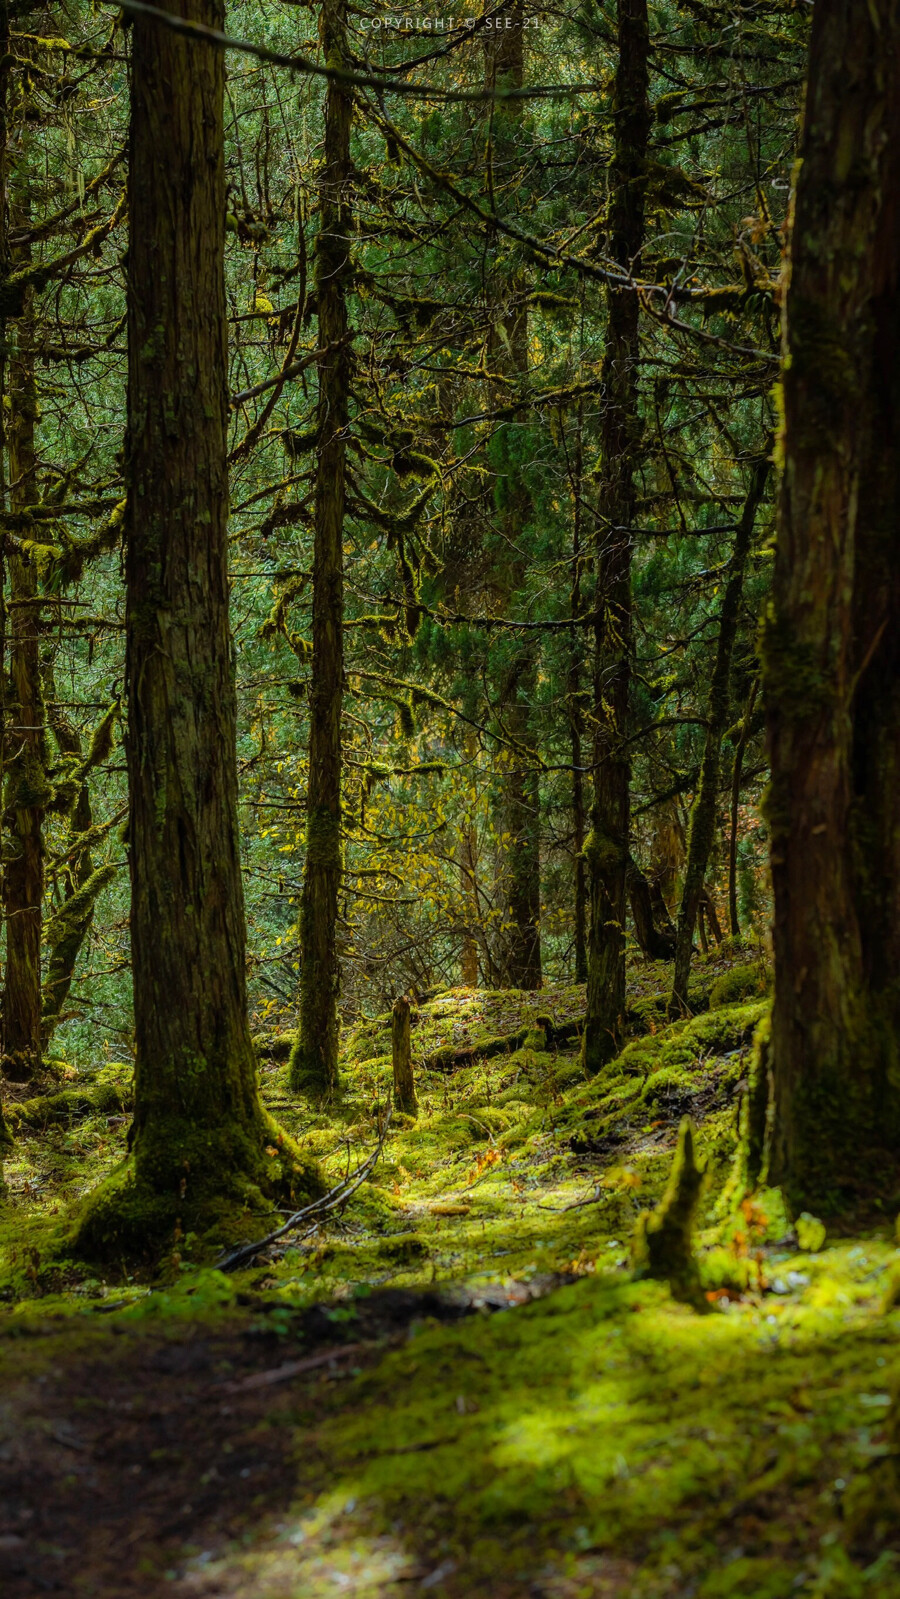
[6,979,900,1599]
[745,1010,773,1190]
[70,1108,321,1263]
[605,1001,764,1090]
[633,1117,707,1302]
[7,1066,133,1131]
[709,961,772,1010]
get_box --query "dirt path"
[0,1282,561,1598]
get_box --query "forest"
[1,0,899,1593]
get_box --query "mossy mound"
[708,959,772,1010]
[7,1065,133,1132]
[71,1109,322,1264]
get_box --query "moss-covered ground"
[1,941,898,1596]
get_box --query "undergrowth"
[1,939,898,1597]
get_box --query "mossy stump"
[72,1108,322,1264]
[633,1116,707,1304]
[392,993,417,1116]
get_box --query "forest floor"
[1,943,899,1599]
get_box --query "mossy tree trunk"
[728,675,759,938]
[568,415,588,984]
[391,993,417,1115]
[764,0,900,1211]
[0,0,11,1148]
[498,663,542,990]
[40,696,117,1046]
[486,2,542,992]
[291,0,352,1098]
[670,455,770,1012]
[582,0,650,1073]
[627,855,675,961]
[89,0,313,1252]
[3,136,46,1082]
[458,804,480,987]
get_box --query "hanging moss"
[4,744,55,813]
[260,572,310,641]
[395,698,415,739]
[82,699,119,774]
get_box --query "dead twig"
[216,1343,365,1393]
[216,1103,394,1273]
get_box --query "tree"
[2,121,46,1082]
[290,0,353,1099]
[486,0,542,992]
[670,454,770,1013]
[763,0,900,1211]
[582,0,650,1074]
[79,0,315,1252]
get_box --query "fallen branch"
[253,1030,295,1061]
[423,1015,582,1072]
[216,1103,394,1273]
[217,1343,365,1393]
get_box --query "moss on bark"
[74,1107,320,1261]
[633,1116,706,1303]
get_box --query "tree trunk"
[391,993,417,1115]
[764,0,900,1212]
[627,855,676,961]
[290,0,352,1098]
[40,696,117,1046]
[569,413,588,983]
[459,813,479,986]
[700,887,723,946]
[728,675,759,938]
[670,456,769,1011]
[0,0,11,1149]
[484,0,542,993]
[582,0,650,1073]
[3,171,46,1082]
[498,666,542,989]
[78,0,315,1254]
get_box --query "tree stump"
[392,994,417,1116]
[633,1117,706,1304]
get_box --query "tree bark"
[670,456,769,1012]
[569,413,588,983]
[0,0,12,1148]
[77,0,315,1253]
[391,993,417,1115]
[291,0,352,1098]
[459,807,479,987]
[727,674,759,938]
[498,663,542,990]
[2,137,45,1081]
[627,854,676,961]
[40,696,117,1046]
[485,1,542,991]
[764,0,900,1211]
[582,0,650,1073]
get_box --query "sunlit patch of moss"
[237,1260,900,1598]
[708,960,772,1010]
[4,979,900,1597]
